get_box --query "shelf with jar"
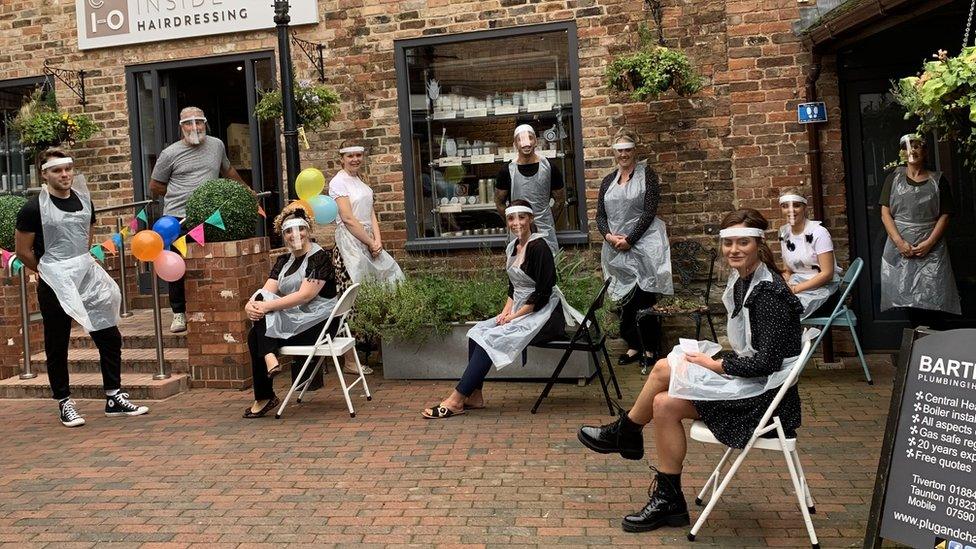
[431,150,567,168]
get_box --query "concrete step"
[0,372,189,400]
[68,309,186,350]
[24,348,189,375]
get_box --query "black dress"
[692,273,804,449]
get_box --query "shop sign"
[865,329,976,549]
[75,0,319,51]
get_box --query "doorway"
[839,3,975,349]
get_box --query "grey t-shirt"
[151,137,231,216]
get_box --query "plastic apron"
[37,181,121,333]
[333,176,405,285]
[467,233,582,370]
[667,263,801,401]
[509,156,559,256]
[779,220,841,319]
[880,170,961,314]
[254,244,338,339]
[600,161,674,301]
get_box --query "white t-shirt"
[779,220,834,275]
[327,170,374,226]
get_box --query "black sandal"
[243,397,280,419]
[618,352,640,365]
[422,405,465,419]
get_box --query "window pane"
[0,81,44,192]
[403,29,580,243]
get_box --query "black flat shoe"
[618,352,641,365]
[243,397,280,419]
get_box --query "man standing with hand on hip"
[149,106,249,333]
[15,148,150,427]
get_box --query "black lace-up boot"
[577,409,644,460]
[622,468,690,532]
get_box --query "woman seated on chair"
[242,205,341,418]
[422,199,580,419]
[577,208,803,533]
[777,189,842,319]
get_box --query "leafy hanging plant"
[254,79,340,131]
[12,89,99,150]
[606,24,703,102]
[892,47,976,166]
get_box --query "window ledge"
[404,231,589,253]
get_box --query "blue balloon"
[152,215,181,247]
[309,195,338,224]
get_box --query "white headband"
[339,146,365,154]
[41,157,73,171]
[612,142,636,150]
[281,218,309,232]
[513,124,535,137]
[719,227,765,239]
[179,117,207,124]
[505,205,534,216]
[778,194,807,205]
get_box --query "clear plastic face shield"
[719,227,763,269]
[339,146,365,173]
[180,114,208,145]
[505,205,534,236]
[40,157,75,189]
[612,140,636,168]
[513,124,536,155]
[778,194,807,227]
[900,134,925,164]
[281,218,310,252]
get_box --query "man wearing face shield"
[879,134,961,324]
[149,106,249,333]
[494,124,565,256]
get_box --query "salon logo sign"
[76,0,319,50]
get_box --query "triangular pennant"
[188,224,206,245]
[101,238,117,255]
[0,249,11,268]
[128,217,139,232]
[89,245,105,262]
[112,233,123,249]
[257,204,266,218]
[10,258,23,275]
[120,226,131,238]
[172,235,188,257]
[205,210,225,230]
[136,208,148,223]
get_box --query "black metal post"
[275,1,300,198]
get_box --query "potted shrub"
[606,25,703,102]
[352,250,617,381]
[0,193,42,378]
[892,47,976,166]
[181,178,268,389]
[0,194,27,253]
[12,90,99,151]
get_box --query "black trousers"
[168,276,186,314]
[619,288,660,355]
[37,280,122,401]
[247,317,337,401]
[455,340,494,397]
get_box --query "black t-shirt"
[15,192,96,260]
[495,162,564,192]
[267,248,337,299]
[878,169,954,215]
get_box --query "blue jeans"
[455,339,494,397]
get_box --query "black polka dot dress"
[692,273,804,449]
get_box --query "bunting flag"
[120,226,132,239]
[101,238,117,255]
[172,235,188,257]
[205,210,225,230]
[0,249,11,269]
[112,233,123,249]
[187,224,206,245]
[257,204,266,218]
[89,245,105,262]
[10,258,23,275]
[128,217,139,232]
[136,208,149,224]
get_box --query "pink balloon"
[154,250,186,283]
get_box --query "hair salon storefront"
[1,0,973,349]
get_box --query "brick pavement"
[0,359,893,548]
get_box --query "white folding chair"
[687,330,820,549]
[275,283,372,419]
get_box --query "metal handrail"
[95,199,154,215]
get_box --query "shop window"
[395,23,587,251]
[0,76,51,192]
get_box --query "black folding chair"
[530,278,622,415]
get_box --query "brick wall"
[0,0,848,261]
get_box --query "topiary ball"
[0,194,28,251]
[184,179,258,243]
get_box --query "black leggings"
[247,317,337,401]
[455,339,495,397]
[618,288,660,355]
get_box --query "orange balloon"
[132,230,164,262]
[290,199,313,217]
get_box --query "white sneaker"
[58,398,85,427]
[170,312,186,333]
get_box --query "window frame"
[0,75,54,192]
[394,21,589,252]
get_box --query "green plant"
[254,79,341,131]
[0,194,27,251]
[184,179,259,242]
[892,47,976,166]
[12,89,99,150]
[606,24,703,102]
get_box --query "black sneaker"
[105,392,150,417]
[58,398,85,427]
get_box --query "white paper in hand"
[679,338,699,354]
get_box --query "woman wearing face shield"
[421,199,581,419]
[597,129,673,366]
[242,206,342,418]
[328,140,404,285]
[578,209,803,533]
[776,189,841,319]
[879,134,961,325]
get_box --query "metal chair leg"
[601,344,622,399]
[846,310,872,385]
[590,348,615,416]
[531,346,574,414]
[706,312,718,342]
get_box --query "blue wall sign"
[797,102,828,124]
